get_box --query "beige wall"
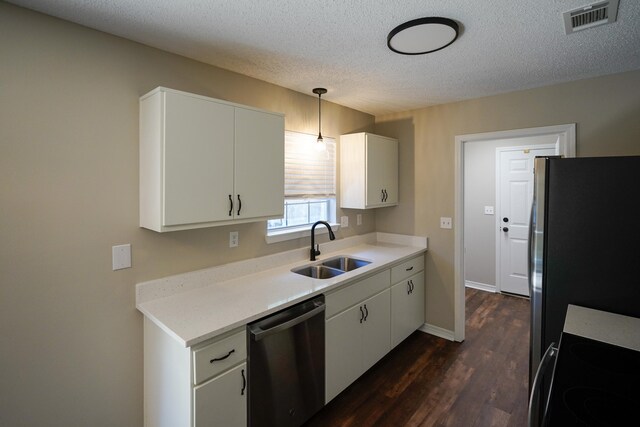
[375,69,640,332]
[0,4,374,426]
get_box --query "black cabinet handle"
[410,280,414,293]
[363,304,369,321]
[406,266,414,272]
[241,368,246,396]
[210,349,235,363]
[383,189,388,202]
[381,189,385,202]
[407,282,411,295]
[359,306,364,323]
[237,194,242,216]
[228,195,233,216]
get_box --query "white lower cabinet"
[390,255,426,348]
[143,317,247,427]
[325,289,390,403]
[325,254,426,404]
[391,271,425,348]
[194,363,247,427]
[325,302,363,401]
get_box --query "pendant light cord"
[318,92,322,140]
[313,88,326,143]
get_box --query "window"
[267,131,336,237]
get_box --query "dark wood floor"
[305,288,531,427]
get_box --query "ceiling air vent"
[563,0,619,34]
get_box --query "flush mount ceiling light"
[387,17,459,55]
[312,88,327,151]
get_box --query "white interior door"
[498,146,556,296]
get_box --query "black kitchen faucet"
[310,221,335,261]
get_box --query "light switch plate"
[341,216,349,227]
[484,206,494,215]
[112,244,131,270]
[440,217,452,229]
[356,214,362,226]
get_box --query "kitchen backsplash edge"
[136,232,427,304]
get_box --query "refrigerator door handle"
[529,157,548,393]
[528,343,557,427]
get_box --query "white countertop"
[564,304,640,352]
[136,233,427,347]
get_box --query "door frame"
[495,143,557,294]
[453,124,576,342]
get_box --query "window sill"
[265,223,340,244]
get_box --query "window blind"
[284,131,336,198]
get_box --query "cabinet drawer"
[391,255,424,284]
[325,270,390,318]
[193,330,246,385]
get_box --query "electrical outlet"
[112,244,131,270]
[341,216,349,227]
[484,206,494,215]
[440,217,452,229]
[357,214,362,226]
[229,231,239,247]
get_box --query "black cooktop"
[544,332,640,426]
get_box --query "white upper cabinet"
[340,132,398,209]
[234,107,284,221]
[139,87,284,232]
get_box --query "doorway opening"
[453,124,576,341]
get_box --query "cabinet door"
[391,271,425,348]
[361,289,391,373]
[325,304,362,403]
[365,134,398,207]
[163,92,235,226]
[234,108,284,220]
[194,363,247,427]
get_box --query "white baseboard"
[419,323,455,341]
[465,280,496,293]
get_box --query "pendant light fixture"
[312,88,327,151]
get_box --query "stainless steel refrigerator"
[528,156,640,425]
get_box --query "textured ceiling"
[8,0,640,115]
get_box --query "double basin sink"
[292,256,371,279]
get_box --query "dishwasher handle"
[249,298,325,341]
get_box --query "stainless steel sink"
[291,265,344,279]
[321,256,371,272]
[291,256,371,279]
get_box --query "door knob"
[502,227,509,232]
[503,217,509,223]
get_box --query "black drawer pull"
[363,304,369,321]
[210,349,235,363]
[228,195,233,216]
[359,306,364,323]
[406,266,414,271]
[237,194,242,216]
[241,368,246,396]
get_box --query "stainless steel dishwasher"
[247,295,325,427]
